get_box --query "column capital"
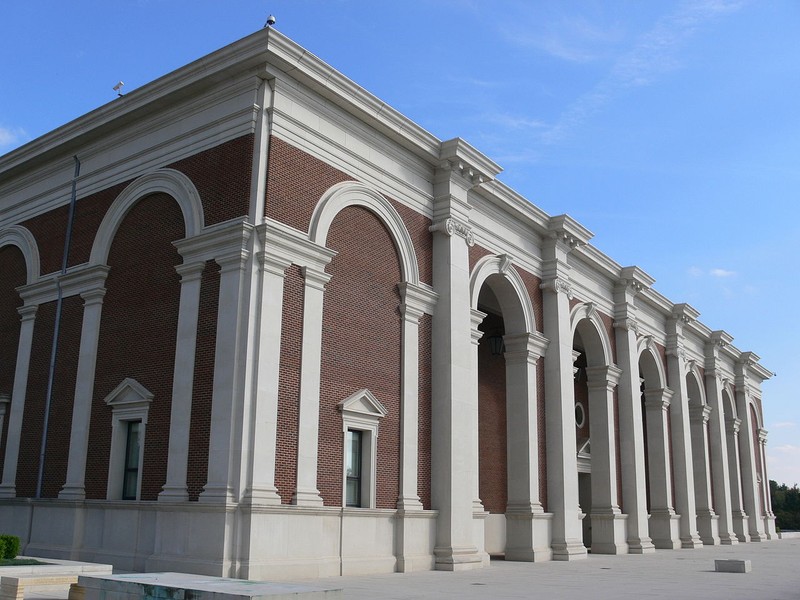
[539,277,574,299]
[470,308,487,346]
[644,387,673,411]
[429,217,474,247]
[398,282,438,322]
[726,417,742,435]
[258,252,292,277]
[758,428,768,444]
[503,331,549,365]
[215,249,250,272]
[300,265,332,291]
[17,304,38,321]
[587,364,622,390]
[175,261,207,282]
[690,404,713,423]
[80,287,107,306]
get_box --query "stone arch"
[570,302,612,367]
[469,254,536,336]
[0,225,40,284]
[90,168,204,266]
[749,397,763,430]
[637,338,666,389]
[722,382,737,419]
[685,365,707,407]
[308,181,419,285]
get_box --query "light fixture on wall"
[487,330,505,356]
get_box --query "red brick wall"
[317,205,403,508]
[22,136,253,277]
[16,296,82,497]
[186,260,220,501]
[0,245,27,478]
[417,313,432,510]
[478,312,507,514]
[275,265,304,504]
[86,193,184,500]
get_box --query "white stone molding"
[469,254,536,336]
[397,282,438,511]
[637,342,667,388]
[104,378,154,501]
[90,169,204,266]
[338,389,388,509]
[59,277,110,500]
[539,277,573,299]
[570,303,613,367]
[0,305,37,498]
[308,181,420,284]
[0,225,40,284]
[469,308,487,513]
[159,260,206,502]
[18,264,111,306]
[429,217,474,247]
[725,413,749,542]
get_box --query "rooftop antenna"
[265,14,276,28]
[113,81,125,97]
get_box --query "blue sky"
[2,1,799,485]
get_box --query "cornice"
[439,138,502,185]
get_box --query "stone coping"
[0,558,112,577]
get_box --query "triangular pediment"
[338,389,388,420]
[104,377,154,408]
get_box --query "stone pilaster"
[690,403,719,544]
[726,417,749,541]
[0,305,38,498]
[540,215,592,561]
[666,304,702,548]
[613,266,655,554]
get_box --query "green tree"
[771,480,800,530]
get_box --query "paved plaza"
[315,539,800,599]
[23,539,800,600]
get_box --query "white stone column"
[690,404,719,544]
[59,285,108,499]
[159,261,205,501]
[726,417,749,541]
[241,253,292,505]
[735,387,766,541]
[469,308,487,513]
[613,268,655,554]
[290,265,331,506]
[666,304,702,548]
[703,341,736,544]
[585,365,628,555]
[540,218,590,561]
[643,388,681,548]
[0,305,37,497]
[504,331,549,562]
[199,247,251,503]
[758,428,777,538]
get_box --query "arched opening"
[471,258,544,561]
[571,313,620,554]
[686,370,716,544]
[722,387,747,541]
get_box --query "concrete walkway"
[312,540,800,599]
[23,540,800,600]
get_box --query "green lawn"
[0,558,49,566]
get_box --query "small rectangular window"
[345,429,362,507]
[122,420,141,500]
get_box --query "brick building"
[0,28,776,578]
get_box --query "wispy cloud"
[768,444,800,486]
[540,0,746,144]
[710,268,737,278]
[0,125,27,149]
[487,113,548,131]
[772,421,796,429]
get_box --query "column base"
[241,486,282,506]
[590,512,629,555]
[505,508,553,562]
[158,486,189,502]
[731,510,749,542]
[198,485,236,504]
[396,496,423,511]
[650,509,681,549]
[697,509,720,545]
[551,539,587,561]
[764,515,778,539]
[748,531,768,542]
[626,536,656,554]
[291,489,324,507]
[434,545,485,571]
[57,485,86,500]
[0,485,17,499]
[719,532,739,545]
